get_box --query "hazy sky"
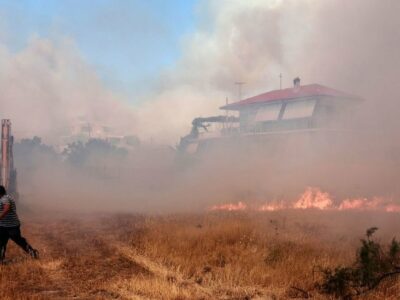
[0,0,197,100]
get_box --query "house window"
[282,99,316,120]
[254,103,282,122]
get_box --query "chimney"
[293,77,301,87]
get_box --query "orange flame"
[208,187,400,213]
[293,187,333,210]
[338,197,400,212]
[210,201,247,211]
[259,202,286,211]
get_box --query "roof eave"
[220,93,363,111]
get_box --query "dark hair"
[0,185,6,196]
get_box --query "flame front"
[338,197,400,212]
[259,202,286,211]
[293,187,333,210]
[209,187,400,213]
[210,201,247,211]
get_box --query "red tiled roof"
[221,84,360,110]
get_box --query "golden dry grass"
[0,210,399,299]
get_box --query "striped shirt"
[0,195,20,227]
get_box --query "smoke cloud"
[0,36,136,143]
[2,0,400,212]
[133,0,400,208]
[2,0,399,144]
[138,0,400,142]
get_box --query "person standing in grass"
[0,185,38,263]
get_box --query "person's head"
[0,186,6,197]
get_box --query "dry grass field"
[0,210,399,299]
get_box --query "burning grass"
[210,187,400,212]
[0,210,399,299]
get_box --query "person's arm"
[0,199,10,220]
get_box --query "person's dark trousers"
[0,227,8,261]
[0,226,35,261]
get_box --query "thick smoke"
[2,1,399,144]
[0,37,136,144]
[2,0,400,212]
[138,0,400,142]
[134,0,400,207]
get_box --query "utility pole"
[1,120,11,188]
[1,119,17,195]
[234,81,245,101]
[279,73,282,90]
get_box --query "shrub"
[318,227,400,299]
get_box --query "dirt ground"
[0,210,399,299]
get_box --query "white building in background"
[58,120,139,151]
